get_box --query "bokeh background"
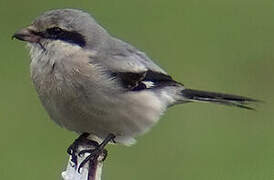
[1,0,273,179]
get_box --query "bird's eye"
[46,27,64,36]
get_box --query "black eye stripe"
[46,27,64,37]
[39,27,86,47]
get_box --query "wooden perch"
[62,143,106,180]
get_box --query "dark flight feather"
[182,88,259,110]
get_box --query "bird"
[13,8,257,169]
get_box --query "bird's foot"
[67,133,116,172]
[67,133,99,169]
[77,133,115,172]
[77,147,107,172]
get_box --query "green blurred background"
[1,0,273,179]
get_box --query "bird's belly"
[39,86,166,145]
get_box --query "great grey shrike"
[13,8,257,167]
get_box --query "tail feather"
[181,88,259,110]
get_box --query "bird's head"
[13,9,108,51]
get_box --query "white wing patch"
[142,81,154,88]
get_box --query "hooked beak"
[12,25,41,43]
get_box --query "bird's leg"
[67,133,100,168]
[78,133,116,172]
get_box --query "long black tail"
[181,88,259,110]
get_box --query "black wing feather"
[111,70,179,91]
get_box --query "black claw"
[78,151,99,172]
[67,143,79,167]
[77,148,109,172]
[77,133,115,173]
[101,149,108,161]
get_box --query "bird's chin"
[27,42,47,56]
